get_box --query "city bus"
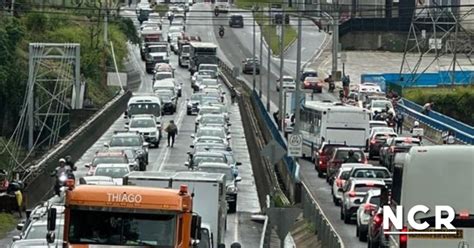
[300,101,370,160]
[45,184,202,247]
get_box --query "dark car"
[300,68,318,82]
[326,147,367,185]
[106,131,149,168]
[379,137,421,168]
[185,151,228,169]
[367,131,397,159]
[155,90,177,114]
[242,58,260,74]
[314,142,347,178]
[229,14,244,28]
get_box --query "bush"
[404,86,474,126]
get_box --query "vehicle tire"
[333,194,339,206]
[356,225,359,237]
[318,170,324,178]
[179,60,183,67]
[228,201,237,213]
[359,228,368,242]
[154,141,160,149]
[187,111,191,115]
[343,209,351,224]
[340,206,344,220]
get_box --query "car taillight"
[459,211,470,219]
[363,159,368,164]
[400,226,408,248]
[336,179,342,187]
[364,204,375,214]
[370,139,377,144]
[349,191,356,197]
[374,213,383,226]
[390,146,395,152]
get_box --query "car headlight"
[150,132,156,136]
[227,185,238,193]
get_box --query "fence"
[397,99,474,144]
[218,58,345,248]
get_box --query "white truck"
[124,171,227,248]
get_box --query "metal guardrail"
[301,182,345,248]
[218,58,345,247]
[397,99,473,144]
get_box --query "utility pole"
[451,22,458,86]
[11,0,15,16]
[266,4,271,111]
[277,9,285,131]
[259,17,263,98]
[104,0,109,44]
[331,3,339,78]
[252,6,257,90]
[293,5,303,133]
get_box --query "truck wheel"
[343,209,351,224]
[228,201,237,213]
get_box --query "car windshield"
[375,133,397,139]
[182,46,190,53]
[198,70,214,76]
[369,195,381,205]
[200,167,233,181]
[304,72,318,77]
[202,79,218,86]
[199,108,222,115]
[372,127,394,133]
[194,155,226,164]
[195,144,228,151]
[200,66,217,72]
[201,97,220,105]
[394,139,421,146]
[92,156,128,166]
[283,78,294,83]
[110,137,142,147]
[68,209,176,247]
[352,169,390,178]
[335,150,364,160]
[128,103,161,117]
[372,101,392,108]
[155,73,172,80]
[149,46,167,53]
[94,167,129,178]
[201,116,225,125]
[26,223,64,239]
[130,119,155,128]
[196,137,224,144]
[197,129,225,138]
[355,184,385,193]
[339,170,351,179]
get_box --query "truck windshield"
[149,46,167,53]
[68,209,177,247]
[128,103,161,117]
[182,46,190,53]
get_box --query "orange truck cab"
[45,184,202,248]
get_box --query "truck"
[140,28,163,60]
[145,42,170,73]
[45,184,202,247]
[177,34,202,67]
[124,171,228,248]
[188,42,218,75]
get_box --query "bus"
[215,0,230,13]
[300,101,370,159]
[45,184,202,247]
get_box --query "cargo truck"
[124,171,229,248]
[45,184,202,247]
[188,42,218,75]
[178,35,201,67]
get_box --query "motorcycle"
[328,81,335,93]
[338,90,344,101]
[214,7,219,17]
[219,28,225,38]
[54,169,75,195]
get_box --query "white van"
[153,78,181,97]
[386,145,474,248]
[125,94,162,122]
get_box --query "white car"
[358,82,382,93]
[125,114,162,147]
[356,189,381,242]
[369,100,394,116]
[331,166,353,206]
[93,164,131,185]
[154,71,174,82]
[78,176,116,185]
[276,75,296,91]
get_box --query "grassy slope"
[254,12,297,56]
[0,213,17,239]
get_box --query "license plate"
[409,229,463,239]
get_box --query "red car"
[326,147,367,185]
[303,77,323,93]
[314,142,347,178]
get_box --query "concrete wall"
[341,31,407,51]
[460,0,474,31]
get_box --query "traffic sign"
[261,139,286,165]
[288,134,303,157]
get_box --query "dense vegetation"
[404,86,474,126]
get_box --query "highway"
[69,4,262,247]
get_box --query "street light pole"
[293,6,303,133]
[252,7,257,91]
[277,9,285,131]
[259,17,263,98]
[331,4,339,78]
[266,5,272,111]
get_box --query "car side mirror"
[12,236,21,242]
[143,142,150,148]
[16,223,24,231]
[124,124,129,130]
[191,134,195,139]
[190,145,194,148]
[104,142,109,148]
[46,231,55,244]
[235,176,242,182]
[84,163,91,168]
[187,151,191,155]
[226,135,231,140]
[236,162,242,166]
[184,162,190,167]
[227,123,232,126]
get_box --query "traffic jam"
[8,2,245,248]
[298,71,473,247]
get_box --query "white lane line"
[233,213,239,242]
